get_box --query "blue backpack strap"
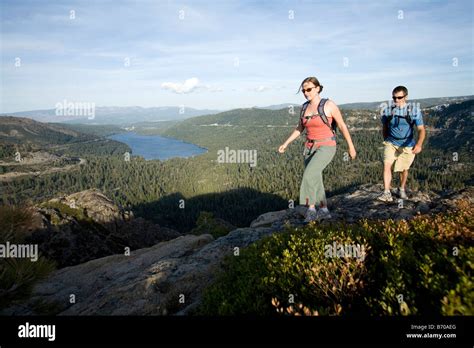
[388,105,396,124]
[406,103,414,126]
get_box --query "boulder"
[26,189,181,268]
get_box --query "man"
[378,86,425,202]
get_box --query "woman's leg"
[299,146,337,208]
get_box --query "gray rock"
[47,188,131,232]
[254,183,472,225]
[250,210,287,228]
[2,226,277,316]
[416,202,431,214]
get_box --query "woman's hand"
[278,144,287,153]
[349,146,357,160]
[327,100,357,160]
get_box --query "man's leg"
[383,162,393,191]
[382,141,396,191]
[399,169,409,190]
[379,141,396,202]
[394,146,415,199]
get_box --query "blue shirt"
[381,104,424,147]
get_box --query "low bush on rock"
[198,201,473,316]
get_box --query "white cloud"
[160,78,224,94]
[254,86,271,92]
[161,77,200,94]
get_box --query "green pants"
[299,145,337,206]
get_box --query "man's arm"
[412,108,425,154]
[412,125,425,154]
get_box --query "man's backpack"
[384,104,416,140]
[299,98,337,135]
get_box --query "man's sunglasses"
[302,87,317,93]
[392,95,406,100]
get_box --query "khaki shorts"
[383,141,416,172]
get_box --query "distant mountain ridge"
[0,116,130,158]
[163,98,474,131]
[245,96,474,112]
[338,95,474,111]
[0,116,88,145]
[3,95,471,126]
[254,103,296,110]
[0,106,222,125]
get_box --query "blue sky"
[0,0,472,113]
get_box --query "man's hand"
[412,143,422,154]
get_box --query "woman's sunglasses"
[392,95,406,100]
[302,87,317,93]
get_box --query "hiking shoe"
[377,191,393,202]
[315,209,332,221]
[304,209,332,222]
[398,188,408,200]
[304,209,318,223]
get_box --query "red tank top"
[303,113,336,148]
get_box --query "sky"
[0,0,473,113]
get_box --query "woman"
[278,77,356,222]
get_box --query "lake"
[107,132,207,160]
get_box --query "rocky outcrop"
[250,184,474,228]
[3,184,472,316]
[3,226,275,316]
[46,189,131,232]
[26,189,181,268]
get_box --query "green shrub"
[0,205,56,310]
[39,201,92,223]
[198,224,371,315]
[440,247,473,315]
[198,200,473,316]
[0,257,56,309]
[0,205,36,242]
[191,211,234,239]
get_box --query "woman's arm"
[278,129,301,153]
[283,129,301,146]
[327,100,356,159]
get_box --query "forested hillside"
[1,99,472,233]
[0,116,130,158]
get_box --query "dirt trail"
[0,156,86,181]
